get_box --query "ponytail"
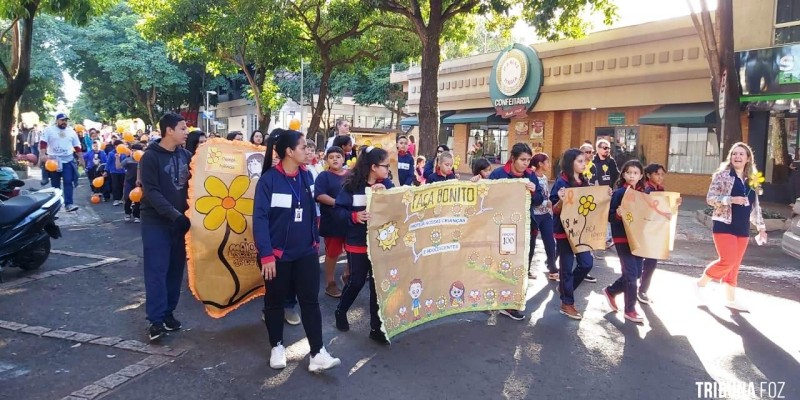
[263,128,303,174]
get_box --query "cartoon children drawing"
[449,281,465,308]
[409,279,423,321]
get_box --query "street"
[1,181,799,400]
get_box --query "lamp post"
[299,58,305,133]
[205,90,217,133]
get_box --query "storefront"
[391,4,794,197]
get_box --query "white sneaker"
[133,217,141,223]
[308,347,340,373]
[284,308,301,326]
[695,284,708,306]
[725,300,749,312]
[269,344,287,369]
[124,214,132,222]
[113,200,122,206]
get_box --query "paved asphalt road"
[1,181,799,400]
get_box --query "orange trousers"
[703,233,749,287]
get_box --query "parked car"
[781,198,800,260]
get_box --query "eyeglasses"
[584,150,594,155]
[377,164,390,169]
[598,146,610,150]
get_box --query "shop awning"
[400,116,418,126]
[639,103,717,126]
[442,110,508,124]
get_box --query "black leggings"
[262,253,323,355]
[336,252,381,331]
[111,173,125,201]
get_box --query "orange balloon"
[288,119,301,131]
[45,159,58,172]
[74,124,85,133]
[91,194,101,204]
[92,177,105,188]
[116,144,129,155]
[123,132,135,142]
[132,150,144,161]
[129,187,143,202]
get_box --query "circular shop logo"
[496,49,528,96]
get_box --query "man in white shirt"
[39,113,83,212]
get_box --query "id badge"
[294,208,303,222]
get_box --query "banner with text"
[186,139,266,318]
[559,186,612,254]
[366,180,530,340]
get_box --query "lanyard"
[735,175,752,199]
[285,172,303,208]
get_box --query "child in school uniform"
[530,153,558,281]
[414,156,426,185]
[426,151,457,184]
[469,157,492,181]
[84,141,107,196]
[314,146,349,298]
[333,146,394,344]
[551,148,595,320]
[602,160,647,324]
[121,143,143,222]
[253,128,341,373]
[396,135,415,186]
[487,143,538,319]
[638,163,681,305]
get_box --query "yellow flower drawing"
[625,212,633,223]
[402,190,413,205]
[207,147,223,166]
[403,232,416,247]
[583,160,594,179]
[477,184,489,198]
[195,175,254,234]
[578,195,597,216]
[749,170,765,190]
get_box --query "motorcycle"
[0,166,25,200]
[0,178,63,280]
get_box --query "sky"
[61,0,713,108]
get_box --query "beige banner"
[186,139,266,318]
[559,186,612,253]
[366,180,530,340]
[620,189,680,259]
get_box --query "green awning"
[442,110,508,124]
[639,103,717,126]
[400,116,418,126]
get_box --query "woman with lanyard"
[253,128,341,373]
[696,142,767,311]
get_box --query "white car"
[781,199,800,259]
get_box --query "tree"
[686,0,741,155]
[18,14,64,117]
[132,0,298,129]
[353,64,407,129]
[0,0,112,157]
[63,3,189,127]
[372,0,617,157]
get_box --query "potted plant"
[0,156,29,179]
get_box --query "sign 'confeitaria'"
[489,43,544,119]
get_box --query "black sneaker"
[584,274,597,283]
[149,323,167,341]
[334,309,349,332]
[499,309,526,321]
[369,329,390,345]
[164,315,182,331]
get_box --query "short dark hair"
[644,163,665,176]
[326,146,345,158]
[472,157,491,176]
[332,135,352,148]
[158,112,184,135]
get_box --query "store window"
[667,127,720,174]
[776,0,800,44]
[467,123,509,165]
[595,126,640,165]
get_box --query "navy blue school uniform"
[426,170,456,184]
[640,180,665,296]
[334,178,394,332]
[606,183,645,313]
[314,169,348,238]
[397,151,415,186]
[531,172,557,274]
[550,174,593,306]
[253,162,324,355]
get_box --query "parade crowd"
[18,112,768,374]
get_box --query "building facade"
[393,0,800,199]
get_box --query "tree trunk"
[308,64,332,139]
[717,0,742,155]
[418,29,442,159]
[0,13,36,158]
[772,116,791,183]
[240,62,265,134]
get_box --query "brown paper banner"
[186,139,266,318]
[649,191,681,252]
[559,186,612,253]
[619,189,679,260]
[366,180,530,340]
